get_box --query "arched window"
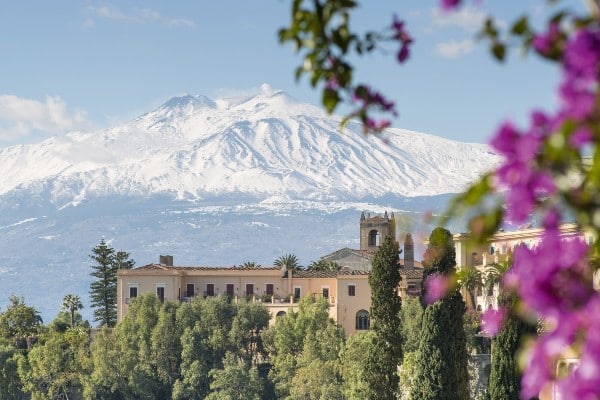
[368,230,380,246]
[356,310,370,330]
[276,311,287,318]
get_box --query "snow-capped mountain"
[0,84,498,322]
[0,84,497,207]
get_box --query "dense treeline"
[0,232,512,399]
[0,294,376,400]
[0,295,494,400]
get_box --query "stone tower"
[403,233,414,268]
[360,211,396,251]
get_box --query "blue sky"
[0,1,583,145]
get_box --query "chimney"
[403,234,414,268]
[159,255,173,266]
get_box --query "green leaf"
[491,42,506,61]
[510,16,529,35]
[322,88,340,113]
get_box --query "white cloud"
[434,39,475,59]
[86,4,194,28]
[87,5,128,21]
[167,18,196,28]
[430,5,487,32]
[0,95,88,141]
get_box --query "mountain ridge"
[0,86,498,208]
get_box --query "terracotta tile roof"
[293,270,339,278]
[131,264,281,272]
[337,269,371,276]
[400,267,424,279]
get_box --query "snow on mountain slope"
[0,84,498,208]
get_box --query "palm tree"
[274,254,302,271]
[456,265,483,310]
[62,294,83,328]
[484,261,512,303]
[241,261,261,268]
[306,259,341,271]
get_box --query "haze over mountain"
[0,84,498,322]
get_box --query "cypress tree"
[487,293,536,400]
[412,227,469,400]
[365,234,402,400]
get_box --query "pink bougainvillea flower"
[559,82,596,121]
[532,22,560,56]
[481,307,506,337]
[439,0,461,11]
[391,16,413,63]
[569,126,594,149]
[490,121,520,156]
[424,274,451,304]
[564,29,600,81]
[510,231,592,317]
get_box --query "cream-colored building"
[452,223,594,311]
[117,261,372,335]
[116,212,424,336]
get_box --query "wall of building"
[117,267,372,335]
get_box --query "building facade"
[116,211,424,336]
[452,223,594,311]
[117,261,371,335]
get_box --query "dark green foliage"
[266,295,344,399]
[306,259,341,271]
[89,239,135,327]
[205,352,264,400]
[341,332,374,399]
[412,227,469,400]
[487,294,536,400]
[113,251,135,270]
[274,253,302,271]
[422,227,456,276]
[62,294,84,328]
[400,296,423,354]
[0,345,27,399]
[19,328,89,399]
[367,235,402,400]
[49,310,89,333]
[412,292,469,400]
[0,295,42,348]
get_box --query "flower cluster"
[423,274,451,305]
[435,1,600,397]
[489,116,556,223]
[391,16,413,63]
[481,307,505,337]
[350,85,397,133]
[490,19,600,399]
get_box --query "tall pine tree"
[89,239,134,327]
[365,234,402,400]
[412,227,469,400]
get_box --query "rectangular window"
[129,285,138,299]
[156,285,165,303]
[206,283,215,297]
[186,283,195,298]
[322,287,329,299]
[226,284,234,297]
[266,283,274,295]
[294,287,301,300]
[245,284,254,296]
[348,285,356,296]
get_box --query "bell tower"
[403,233,414,268]
[360,211,396,251]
